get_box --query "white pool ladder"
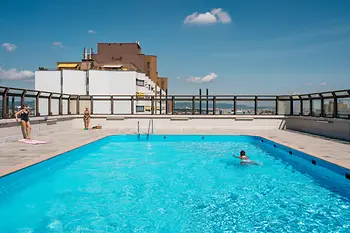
[146,119,153,139]
[137,119,153,139]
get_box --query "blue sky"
[0,0,349,94]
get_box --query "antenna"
[88,48,93,60]
[83,47,87,60]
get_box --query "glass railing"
[0,86,349,119]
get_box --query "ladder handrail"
[137,121,140,138]
[151,119,154,134]
[146,119,151,139]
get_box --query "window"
[136,79,144,86]
[136,106,145,112]
[146,71,150,78]
[146,61,150,69]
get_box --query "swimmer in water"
[232,150,260,165]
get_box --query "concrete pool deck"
[0,128,349,178]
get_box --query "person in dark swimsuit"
[232,150,260,165]
[83,107,90,130]
[15,104,32,139]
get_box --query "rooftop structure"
[54,42,168,94]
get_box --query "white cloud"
[176,76,181,79]
[184,8,231,25]
[0,67,34,81]
[88,30,96,34]
[186,73,217,83]
[52,42,64,48]
[2,43,17,52]
[307,83,313,86]
[320,82,327,86]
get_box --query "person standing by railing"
[15,104,32,139]
[83,107,90,130]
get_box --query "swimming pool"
[0,135,349,232]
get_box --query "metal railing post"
[299,96,303,115]
[130,96,134,114]
[21,90,27,108]
[332,92,337,118]
[2,88,9,119]
[199,89,202,114]
[76,96,80,115]
[192,96,195,115]
[213,96,216,115]
[6,94,9,117]
[90,96,94,115]
[36,92,41,116]
[11,96,15,118]
[159,92,162,115]
[275,96,279,115]
[290,96,293,115]
[171,96,175,114]
[165,89,168,114]
[206,89,209,114]
[309,95,313,116]
[151,96,154,115]
[67,95,71,115]
[59,94,63,115]
[320,95,324,117]
[234,96,237,115]
[254,96,258,115]
[48,93,53,116]
[111,96,114,114]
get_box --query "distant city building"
[324,101,349,113]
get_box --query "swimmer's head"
[240,150,246,157]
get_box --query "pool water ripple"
[0,136,349,232]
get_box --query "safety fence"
[1,86,349,119]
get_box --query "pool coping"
[0,134,112,178]
[0,132,349,179]
[253,136,350,180]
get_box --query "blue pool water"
[0,135,349,233]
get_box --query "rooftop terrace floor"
[0,129,349,177]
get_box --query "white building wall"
[89,71,137,114]
[35,71,61,93]
[62,70,86,95]
[35,71,61,116]
[88,70,112,95]
[89,70,136,95]
[35,70,157,115]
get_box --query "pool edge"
[0,134,113,178]
[1,134,349,181]
[255,135,350,180]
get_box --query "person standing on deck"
[15,104,32,139]
[83,107,90,130]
